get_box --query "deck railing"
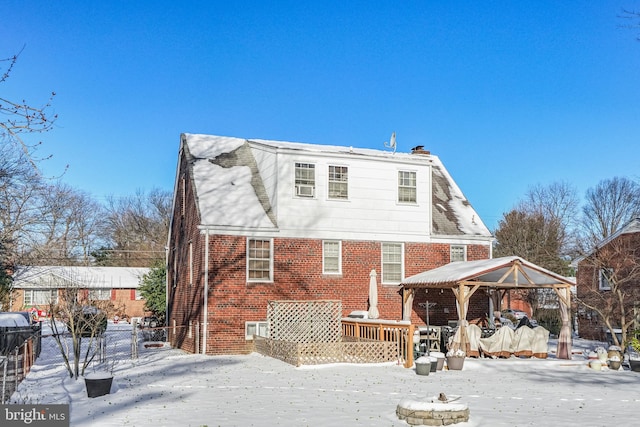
[341,319,415,368]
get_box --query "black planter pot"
[85,376,113,398]
[629,360,640,372]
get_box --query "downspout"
[203,229,209,355]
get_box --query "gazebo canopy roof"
[402,256,573,290]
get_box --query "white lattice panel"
[267,300,342,344]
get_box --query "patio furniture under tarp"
[402,256,574,359]
[466,323,482,357]
[479,326,514,358]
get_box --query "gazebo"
[401,256,574,359]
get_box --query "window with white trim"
[382,242,403,284]
[328,165,348,199]
[135,289,143,300]
[295,162,315,197]
[323,240,342,274]
[245,321,269,340]
[450,245,466,262]
[599,268,613,290]
[88,288,111,300]
[247,238,273,282]
[398,171,417,203]
[24,289,58,306]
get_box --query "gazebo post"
[555,286,573,360]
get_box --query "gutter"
[203,229,209,354]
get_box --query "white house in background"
[167,134,495,355]
[11,266,150,319]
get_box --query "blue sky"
[3,1,640,230]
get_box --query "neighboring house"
[575,218,640,341]
[167,134,494,355]
[11,266,150,319]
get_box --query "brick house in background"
[167,134,494,355]
[575,217,640,341]
[11,266,150,320]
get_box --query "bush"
[69,306,107,338]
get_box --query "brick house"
[167,134,494,355]
[575,217,640,342]
[11,266,150,320]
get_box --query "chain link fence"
[2,320,169,403]
[1,326,42,403]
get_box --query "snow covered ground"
[11,322,640,427]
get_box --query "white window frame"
[247,238,274,282]
[89,288,111,300]
[398,170,417,203]
[328,165,348,200]
[450,245,467,262]
[381,242,404,284]
[294,162,316,198]
[24,289,58,306]
[323,240,342,274]
[245,321,269,340]
[599,268,613,291]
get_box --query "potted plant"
[84,370,114,398]
[446,349,466,370]
[414,356,431,376]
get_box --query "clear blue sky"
[4,1,640,230]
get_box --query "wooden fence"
[341,319,415,368]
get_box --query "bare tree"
[98,189,170,266]
[575,235,640,346]
[494,209,567,315]
[45,272,120,379]
[1,49,57,169]
[34,182,105,265]
[0,146,44,266]
[580,177,640,246]
[521,181,580,255]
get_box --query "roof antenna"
[384,132,397,153]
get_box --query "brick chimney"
[410,145,430,155]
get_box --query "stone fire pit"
[396,394,469,426]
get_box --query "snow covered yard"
[11,328,640,427]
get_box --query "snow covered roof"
[12,266,150,289]
[402,256,574,289]
[571,217,640,266]
[181,133,491,237]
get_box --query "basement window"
[245,321,269,340]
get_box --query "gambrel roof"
[179,133,491,238]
